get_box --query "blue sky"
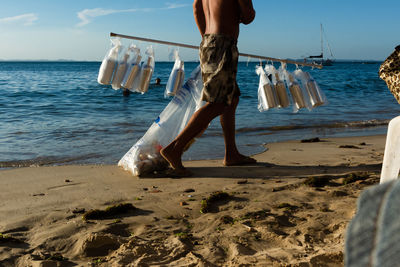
[0,0,398,61]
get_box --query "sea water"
[1,61,399,167]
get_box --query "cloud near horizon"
[0,13,38,26]
[76,3,190,27]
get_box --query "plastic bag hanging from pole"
[137,46,155,94]
[294,69,327,108]
[121,46,142,92]
[165,49,185,97]
[265,64,290,108]
[280,64,310,112]
[118,66,204,176]
[111,44,136,90]
[256,65,278,111]
[98,38,122,85]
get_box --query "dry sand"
[0,135,386,266]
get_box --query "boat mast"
[320,23,324,59]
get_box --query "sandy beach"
[0,134,386,266]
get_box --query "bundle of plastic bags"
[121,46,142,91]
[294,69,326,108]
[137,46,155,94]
[111,44,138,90]
[256,65,278,111]
[265,64,290,108]
[98,38,122,85]
[97,39,155,94]
[118,66,204,176]
[165,49,185,97]
[257,63,327,112]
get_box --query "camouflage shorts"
[199,34,240,105]
[379,45,400,104]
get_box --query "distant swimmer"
[122,88,130,96]
[155,77,161,85]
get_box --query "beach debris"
[65,179,71,183]
[31,252,68,262]
[303,176,330,187]
[339,145,361,149]
[82,203,136,221]
[32,193,45,196]
[237,179,248,185]
[180,201,188,206]
[342,172,370,185]
[0,233,22,243]
[359,142,367,146]
[301,137,321,143]
[200,191,231,214]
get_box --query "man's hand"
[238,0,255,25]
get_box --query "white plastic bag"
[265,64,290,108]
[165,50,185,97]
[118,66,204,176]
[280,64,311,112]
[137,46,155,94]
[97,38,122,85]
[111,44,136,90]
[256,65,278,111]
[294,69,327,108]
[121,46,142,92]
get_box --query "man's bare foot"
[160,144,184,169]
[223,154,257,166]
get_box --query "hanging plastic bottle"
[138,46,155,94]
[294,69,326,108]
[265,64,290,108]
[97,38,122,85]
[111,44,136,90]
[121,46,142,91]
[165,49,185,97]
[256,65,278,111]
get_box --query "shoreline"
[0,134,386,266]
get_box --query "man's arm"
[193,0,206,36]
[238,0,255,25]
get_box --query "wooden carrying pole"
[110,32,323,69]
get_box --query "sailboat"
[306,24,334,66]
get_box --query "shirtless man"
[161,0,256,176]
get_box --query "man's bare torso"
[202,0,241,39]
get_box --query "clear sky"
[0,0,398,61]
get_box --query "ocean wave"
[0,153,102,168]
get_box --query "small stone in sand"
[237,180,248,184]
[65,179,71,183]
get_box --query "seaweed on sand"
[83,203,136,221]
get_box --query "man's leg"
[220,96,256,166]
[161,101,225,170]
